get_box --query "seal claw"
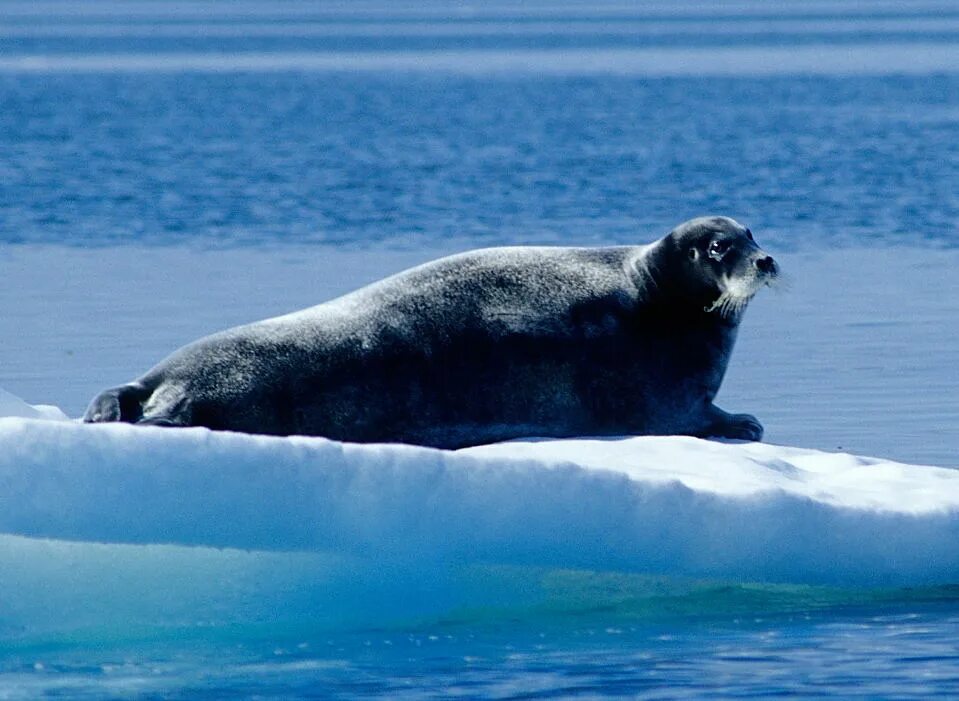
[721,413,765,442]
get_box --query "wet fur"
[84,216,778,448]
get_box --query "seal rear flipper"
[82,383,149,423]
[136,385,194,428]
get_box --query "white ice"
[2,390,958,591]
[0,388,67,422]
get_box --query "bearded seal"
[83,216,778,448]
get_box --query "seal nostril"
[755,256,776,273]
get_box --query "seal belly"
[287,328,586,447]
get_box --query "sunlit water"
[3,1,959,697]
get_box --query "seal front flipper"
[701,405,764,442]
[136,415,188,427]
[82,383,149,423]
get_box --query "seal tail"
[82,383,150,424]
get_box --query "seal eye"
[708,240,730,260]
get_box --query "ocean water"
[3,1,959,697]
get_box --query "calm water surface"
[2,1,959,697]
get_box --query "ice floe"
[1,390,958,588]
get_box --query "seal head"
[644,215,778,321]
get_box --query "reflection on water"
[4,551,959,699]
[5,578,959,699]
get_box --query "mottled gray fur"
[84,216,778,448]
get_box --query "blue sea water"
[3,4,959,250]
[4,1,959,697]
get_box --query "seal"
[83,216,778,448]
